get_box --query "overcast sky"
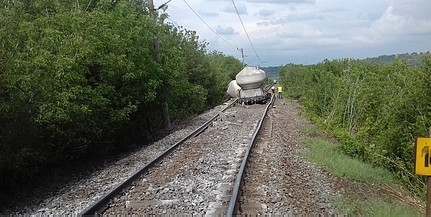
[163,0,431,66]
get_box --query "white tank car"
[231,66,270,104]
[227,80,241,98]
[236,66,266,89]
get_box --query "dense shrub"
[0,0,242,189]
[280,54,431,193]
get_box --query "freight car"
[227,66,271,105]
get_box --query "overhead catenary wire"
[231,0,263,65]
[166,16,232,54]
[166,17,180,27]
[181,0,239,50]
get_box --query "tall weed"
[280,54,431,196]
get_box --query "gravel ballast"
[3,98,420,215]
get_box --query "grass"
[300,125,424,216]
[364,199,423,217]
[304,137,396,185]
[335,196,422,217]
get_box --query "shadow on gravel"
[0,128,174,214]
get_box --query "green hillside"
[262,66,279,82]
[363,52,430,66]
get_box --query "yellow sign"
[415,137,431,175]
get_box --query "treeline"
[0,0,242,189]
[364,52,430,67]
[279,55,431,194]
[261,66,279,79]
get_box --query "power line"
[166,17,180,27]
[231,0,263,65]
[181,0,239,50]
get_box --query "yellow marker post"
[415,137,431,175]
[415,137,431,217]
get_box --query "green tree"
[279,56,431,194]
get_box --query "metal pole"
[241,48,244,67]
[147,0,155,19]
[237,48,244,67]
[427,177,431,217]
[148,0,171,130]
[428,128,431,217]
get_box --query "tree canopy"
[0,0,243,191]
[279,55,431,195]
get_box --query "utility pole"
[237,48,245,67]
[147,0,155,18]
[148,0,161,61]
[148,0,171,130]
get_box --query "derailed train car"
[227,66,271,104]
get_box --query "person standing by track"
[277,86,283,99]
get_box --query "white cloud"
[257,9,274,17]
[245,0,315,4]
[216,26,237,35]
[200,11,219,17]
[372,6,409,35]
[166,0,431,66]
[223,2,248,15]
[354,4,431,45]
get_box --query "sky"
[162,0,431,66]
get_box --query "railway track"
[237,97,284,215]
[80,99,237,215]
[236,99,338,215]
[80,95,274,216]
[4,96,340,216]
[226,94,275,215]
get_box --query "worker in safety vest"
[277,86,282,99]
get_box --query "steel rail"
[80,99,237,216]
[226,94,275,216]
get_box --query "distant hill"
[259,52,429,78]
[363,51,430,67]
[261,66,279,81]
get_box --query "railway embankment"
[1,98,424,216]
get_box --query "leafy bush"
[0,0,242,189]
[279,54,431,194]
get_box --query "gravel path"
[240,98,339,215]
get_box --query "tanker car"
[226,66,271,105]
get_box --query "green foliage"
[206,51,243,105]
[0,0,242,190]
[364,52,430,67]
[280,55,431,195]
[303,133,422,216]
[0,1,159,185]
[362,199,422,217]
[335,195,422,216]
[304,137,396,185]
[261,66,279,82]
